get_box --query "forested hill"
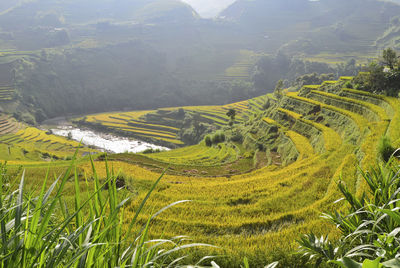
[0,0,198,25]
[220,0,400,53]
[1,0,400,123]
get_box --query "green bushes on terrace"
[353,48,400,97]
[205,131,226,146]
[378,136,396,162]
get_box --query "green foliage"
[297,234,337,267]
[204,135,212,147]
[211,131,226,144]
[294,73,336,88]
[141,148,162,154]
[253,54,360,93]
[330,257,400,268]
[382,48,397,70]
[299,161,400,266]
[344,81,354,89]
[243,151,255,159]
[13,111,36,125]
[354,48,400,97]
[274,79,284,99]
[226,108,236,120]
[378,136,396,162]
[0,157,214,266]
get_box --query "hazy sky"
[181,0,236,18]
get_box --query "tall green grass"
[0,153,215,267]
[298,156,400,267]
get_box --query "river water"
[51,126,169,154]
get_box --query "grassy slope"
[2,77,400,266]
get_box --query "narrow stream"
[51,126,170,154]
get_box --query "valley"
[2,73,400,266]
[1,0,400,267]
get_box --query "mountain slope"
[220,0,400,53]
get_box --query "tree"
[382,48,397,70]
[204,135,212,147]
[226,109,236,121]
[367,62,385,93]
[226,108,236,126]
[274,79,284,98]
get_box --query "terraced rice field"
[0,85,15,101]
[0,114,20,134]
[0,127,94,161]
[80,96,269,147]
[67,77,400,265]
[149,143,239,166]
[3,76,400,266]
[83,111,183,146]
[217,50,260,81]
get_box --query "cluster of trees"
[252,53,361,92]
[354,48,400,96]
[204,131,226,147]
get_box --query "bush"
[230,132,243,143]
[220,132,226,142]
[211,131,226,144]
[205,135,212,147]
[344,81,353,89]
[378,136,396,162]
[13,111,37,125]
[298,159,400,267]
[243,151,255,159]
[141,148,161,154]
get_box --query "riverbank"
[51,125,170,154]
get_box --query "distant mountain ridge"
[0,0,198,28]
[219,0,400,53]
[1,0,400,122]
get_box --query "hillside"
[78,77,400,266]
[0,0,399,125]
[1,1,400,266]
[221,0,400,54]
[375,15,400,49]
[2,74,399,266]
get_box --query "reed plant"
[298,154,400,267]
[0,151,215,267]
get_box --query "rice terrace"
[1,0,400,267]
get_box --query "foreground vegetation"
[0,157,219,267]
[299,157,400,267]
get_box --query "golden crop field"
[79,79,398,264]
[78,96,266,148]
[2,77,400,266]
[0,127,94,161]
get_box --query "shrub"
[298,159,400,267]
[211,134,219,144]
[14,112,37,125]
[243,151,255,159]
[211,132,226,144]
[205,135,212,147]
[378,136,396,162]
[220,132,226,142]
[230,132,243,143]
[141,148,161,154]
[344,81,353,89]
